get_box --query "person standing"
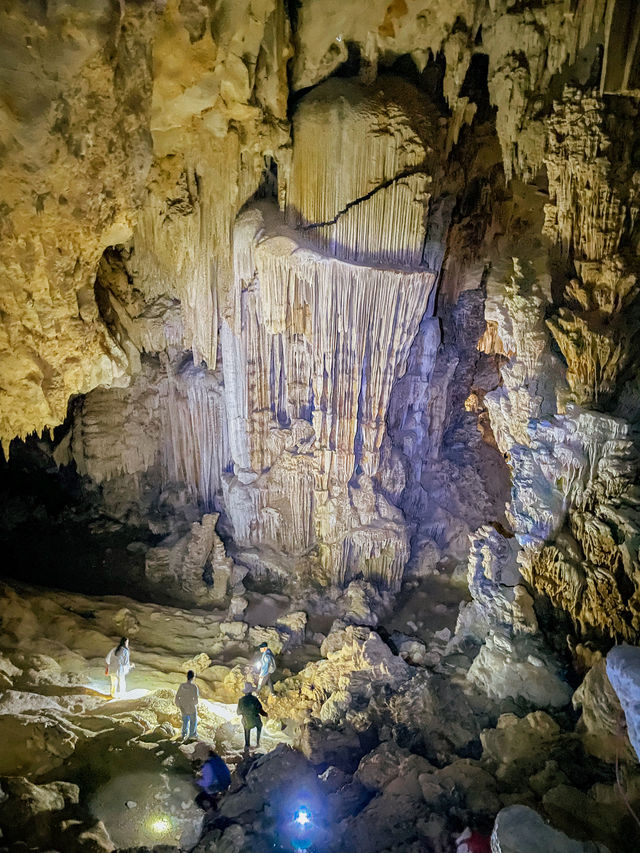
[175,669,199,741]
[256,641,276,696]
[105,637,134,699]
[237,682,268,752]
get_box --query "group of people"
[105,637,277,752]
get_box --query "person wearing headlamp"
[255,641,276,696]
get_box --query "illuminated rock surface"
[491,804,611,853]
[1,0,640,851]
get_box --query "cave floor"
[0,576,638,853]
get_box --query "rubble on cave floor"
[0,577,639,853]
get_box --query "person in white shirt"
[175,670,199,741]
[105,637,134,699]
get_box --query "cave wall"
[1,0,640,639]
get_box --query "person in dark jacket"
[237,682,268,751]
[195,749,231,810]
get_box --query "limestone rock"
[144,513,234,607]
[467,631,572,709]
[0,1,155,447]
[491,804,611,853]
[248,626,287,655]
[0,712,78,776]
[275,611,307,648]
[0,777,79,845]
[368,670,480,764]
[61,820,115,853]
[419,759,501,816]
[0,653,22,688]
[606,644,640,761]
[480,712,560,787]
[573,657,636,763]
[286,76,442,267]
[299,720,364,771]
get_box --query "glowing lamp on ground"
[146,815,173,837]
[290,806,314,850]
[294,807,311,826]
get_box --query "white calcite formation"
[220,203,436,587]
[285,77,442,267]
[474,91,640,643]
[2,0,639,643]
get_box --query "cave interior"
[1,1,640,851]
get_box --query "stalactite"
[71,356,231,512]
[284,77,442,268]
[161,359,231,510]
[218,204,438,586]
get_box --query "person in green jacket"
[237,682,268,752]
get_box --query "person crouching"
[195,748,231,810]
[237,682,268,752]
[175,669,199,741]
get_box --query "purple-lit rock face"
[1,1,640,851]
[607,645,640,762]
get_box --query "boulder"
[356,742,431,793]
[606,644,640,761]
[480,712,560,786]
[275,611,307,648]
[467,631,572,708]
[319,689,353,724]
[419,759,501,816]
[0,653,22,688]
[181,652,212,675]
[299,721,364,771]
[218,744,321,821]
[0,777,79,844]
[491,805,611,852]
[0,712,78,776]
[391,632,430,666]
[369,670,480,763]
[59,819,115,853]
[573,656,636,763]
[220,621,248,641]
[542,783,637,851]
[248,626,287,655]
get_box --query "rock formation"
[2,1,640,851]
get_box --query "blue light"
[294,806,311,826]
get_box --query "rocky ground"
[0,574,639,853]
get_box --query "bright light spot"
[336,34,342,42]
[200,698,239,722]
[88,681,150,702]
[294,807,311,826]
[123,688,150,700]
[147,815,172,836]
